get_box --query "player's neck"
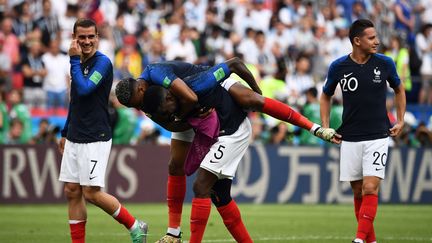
[349,51,371,64]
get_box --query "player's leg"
[193,117,252,242]
[211,179,253,243]
[77,140,147,243]
[352,180,376,243]
[227,82,323,134]
[354,137,388,243]
[189,169,218,243]
[59,139,87,243]
[64,182,87,243]
[157,131,194,243]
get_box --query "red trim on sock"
[114,205,136,229]
[69,221,86,243]
[190,198,211,243]
[262,97,313,130]
[356,194,378,240]
[167,175,186,228]
[217,200,253,243]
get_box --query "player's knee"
[362,182,379,195]
[211,179,232,207]
[168,158,185,176]
[64,183,82,201]
[192,181,211,198]
[82,187,100,204]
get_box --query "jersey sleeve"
[139,64,178,88]
[70,55,112,96]
[322,62,339,96]
[385,56,401,88]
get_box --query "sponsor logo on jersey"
[89,71,102,85]
[213,68,226,82]
[372,67,382,83]
[84,66,89,76]
[343,72,353,78]
[162,77,171,88]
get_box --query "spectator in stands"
[415,121,432,146]
[285,55,315,105]
[299,87,322,145]
[7,118,24,144]
[110,93,138,145]
[114,35,143,79]
[166,26,197,63]
[0,91,8,144]
[41,39,70,114]
[21,39,47,109]
[1,17,20,89]
[0,33,12,92]
[30,117,59,144]
[393,0,416,45]
[8,89,32,144]
[35,0,60,48]
[416,23,432,104]
[385,35,413,102]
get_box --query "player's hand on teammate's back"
[68,39,82,57]
[389,121,405,137]
[58,137,66,155]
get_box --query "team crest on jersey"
[83,66,89,76]
[372,67,382,83]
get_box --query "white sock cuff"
[310,123,320,134]
[167,227,181,236]
[69,220,86,224]
[112,204,121,217]
[129,220,138,231]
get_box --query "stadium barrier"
[0,145,431,204]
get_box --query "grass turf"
[0,204,431,243]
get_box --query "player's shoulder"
[94,51,112,65]
[373,53,394,66]
[330,55,350,68]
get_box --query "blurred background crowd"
[0,0,431,147]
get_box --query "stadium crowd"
[0,0,431,146]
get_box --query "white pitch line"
[182,235,432,242]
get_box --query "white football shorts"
[171,78,239,142]
[200,118,252,179]
[339,137,389,181]
[59,139,112,187]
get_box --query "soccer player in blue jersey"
[58,19,147,243]
[115,58,337,242]
[320,19,406,243]
[140,79,254,243]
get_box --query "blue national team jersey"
[323,53,401,142]
[62,51,113,143]
[199,85,247,136]
[138,61,231,96]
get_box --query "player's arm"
[169,78,199,121]
[320,93,332,128]
[69,56,112,96]
[226,57,262,94]
[150,112,191,132]
[390,83,406,137]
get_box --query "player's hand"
[58,137,66,155]
[314,127,342,144]
[68,39,82,57]
[389,121,404,137]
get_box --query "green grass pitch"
[1,204,431,242]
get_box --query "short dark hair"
[349,19,374,44]
[73,18,98,34]
[141,86,167,115]
[115,77,136,107]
